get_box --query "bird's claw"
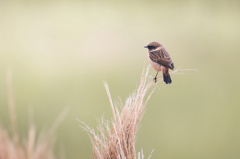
[153,77,157,83]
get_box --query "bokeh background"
[0,0,240,158]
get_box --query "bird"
[144,41,174,84]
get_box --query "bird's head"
[144,41,162,50]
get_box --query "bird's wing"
[149,48,174,70]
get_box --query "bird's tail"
[163,73,172,84]
[162,69,172,84]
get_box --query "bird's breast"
[147,52,162,72]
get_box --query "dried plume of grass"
[80,65,196,159]
[0,69,67,159]
[80,66,155,159]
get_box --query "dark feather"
[163,73,172,84]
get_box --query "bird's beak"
[144,46,148,48]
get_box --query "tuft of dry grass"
[0,69,67,159]
[80,65,195,159]
[80,66,155,159]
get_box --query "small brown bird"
[144,41,174,84]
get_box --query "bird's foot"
[153,77,157,83]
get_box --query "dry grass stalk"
[80,65,194,159]
[0,69,68,159]
[6,69,20,148]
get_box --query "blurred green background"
[0,0,240,158]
